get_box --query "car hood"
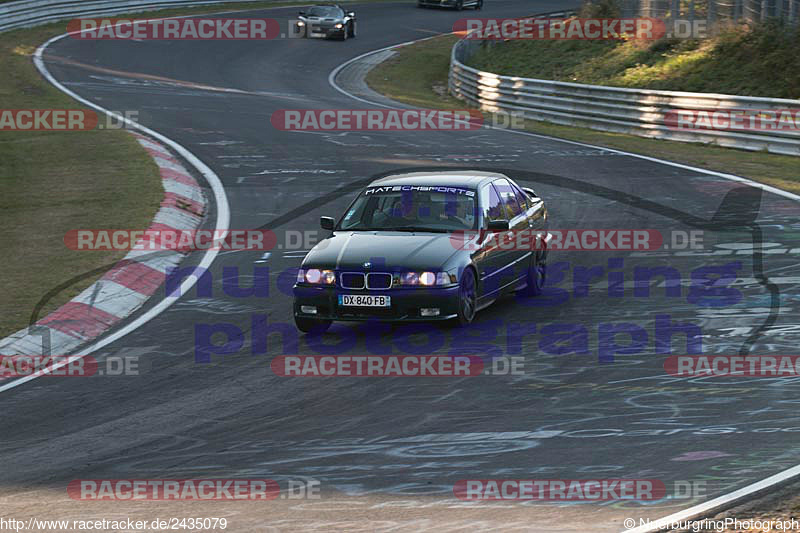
[302,16,343,22]
[303,231,460,271]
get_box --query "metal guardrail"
[448,38,800,156]
[0,0,262,33]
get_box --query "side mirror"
[347,11,355,17]
[487,219,509,231]
[522,187,538,199]
[320,216,335,230]
[299,10,306,15]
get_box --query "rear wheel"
[518,253,546,296]
[455,267,477,326]
[295,316,332,333]
[349,21,356,38]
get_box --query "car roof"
[369,170,509,189]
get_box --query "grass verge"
[465,20,800,99]
[0,24,163,339]
[366,34,800,193]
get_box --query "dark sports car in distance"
[293,171,548,332]
[417,0,482,10]
[295,4,356,39]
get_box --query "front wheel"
[295,316,332,333]
[348,21,356,38]
[455,267,477,326]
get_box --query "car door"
[493,178,530,288]
[474,181,511,301]
[511,181,547,260]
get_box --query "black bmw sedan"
[293,171,548,332]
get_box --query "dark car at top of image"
[292,171,548,332]
[295,4,356,39]
[417,0,482,10]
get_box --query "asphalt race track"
[4,1,800,531]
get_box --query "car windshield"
[307,6,343,17]
[338,186,478,232]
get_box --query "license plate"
[338,294,391,307]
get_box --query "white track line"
[0,29,231,393]
[624,465,800,532]
[326,31,800,533]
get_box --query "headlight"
[400,271,454,286]
[298,268,336,284]
[419,272,436,286]
[334,23,343,28]
[436,272,457,285]
[297,21,305,26]
[401,272,419,285]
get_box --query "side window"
[511,183,529,212]
[481,183,506,226]
[494,179,523,219]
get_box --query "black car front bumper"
[418,0,461,6]
[299,22,346,38]
[293,284,460,322]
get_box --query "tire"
[455,0,463,10]
[475,0,483,9]
[295,316,332,333]
[349,21,356,38]
[518,253,546,297]
[341,26,348,40]
[455,267,477,326]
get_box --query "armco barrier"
[448,38,800,156]
[0,0,262,33]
